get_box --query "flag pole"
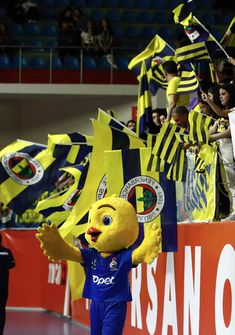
[193,16,230,58]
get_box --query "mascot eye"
[102,215,112,226]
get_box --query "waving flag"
[189,110,213,144]
[221,16,235,47]
[0,140,66,215]
[48,132,93,165]
[97,108,136,135]
[137,61,152,139]
[59,120,145,238]
[176,41,211,63]
[104,147,178,252]
[35,159,89,226]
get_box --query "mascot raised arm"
[36,195,161,335]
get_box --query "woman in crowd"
[209,83,235,221]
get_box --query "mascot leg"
[90,301,127,335]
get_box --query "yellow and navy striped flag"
[176,42,211,63]
[189,110,213,144]
[48,132,93,165]
[104,147,178,252]
[97,108,136,136]
[137,61,152,139]
[221,16,235,47]
[177,62,200,95]
[35,159,89,226]
[151,121,187,163]
[59,119,146,238]
[0,140,67,215]
[128,34,174,77]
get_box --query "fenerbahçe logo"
[96,175,107,200]
[120,176,165,223]
[2,152,43,185]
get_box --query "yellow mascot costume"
[36,195,161,335]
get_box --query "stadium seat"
[10,23,24,36]
[40,8,56,19]
[52,56,63,69]
[106,10,121,23]
[86,0,102,6]
[0,55,10,68]
[112,26,124,38]
[56,0,70,6]
[137,11,153,24]
[11,56,29,69]
[150,0,165,9]
[154,12,169,24]
[43,24,58,36]
[28,39,43,51]
[133,0,150,9]
[37,0,54,5]
[101,0,118,7]
[142,26,156,39]
[29,56,47,69]
[90,10,104,21]
[70,0,86,6]
[63,56,80,69]
[24,23,41,36]
[97,55,110,69]
[157,26,174,40]
[45,39,58,48]
[126,26,142,39]
[121,11,136,23]
[83,56,97,69]
[116,56,129,70]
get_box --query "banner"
[176,144,217,222]
[228,109,235,160]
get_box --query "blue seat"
[83,56,97,69]
[106,10,121,23]
[154,12,169,24]
[101,0,118,7]
[116,56,129,70]
[10,23,24,36]
[40,8,56,19]
[45,39,58,48]
[126,26,142,39]
[29,56,47,69]
[112,26,124,38]
[142,26,156,39]
[150,0,165,9]
[133,0,150,9]
[63,56,80,69]
[97,55,110,69]
[24,23,41,36]
[121,11,136,23]
[0,56,10,68]
[43,24,58,36]
[56,0,69,5]
[52,56,63,69]
[90,10,104,21]
[137,11,153,23]
[87,0,102,6]
[11,56,29,69]
[28,39,43,51]
[157,26,174,40]
[70,0,86,6]
[37,0,54,5]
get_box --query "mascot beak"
[86,227,102,242]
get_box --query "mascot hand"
[36,223,82,262]
[132,222,161,265]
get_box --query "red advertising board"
[71,222,235,335]
[2,222,235,334]
[2,230,67,314]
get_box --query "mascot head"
[85,195,139,253]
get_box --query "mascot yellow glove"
[132,222,161,265]
[36,223,82,262]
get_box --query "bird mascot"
[36,195,161,335]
